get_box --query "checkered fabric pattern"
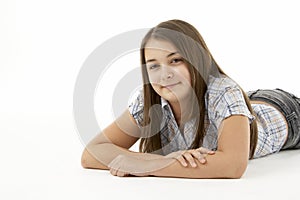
[128,75,288,158]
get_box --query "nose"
[161,65,174,81]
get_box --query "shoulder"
[128,88,144,126]
[205,74,241,106]
[206,74,239,96]
[205,74,255,123]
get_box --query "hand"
[164,147,215,168]
[108,155,152,177]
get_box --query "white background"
[1,0,300,199]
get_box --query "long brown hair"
[139,19,258,159]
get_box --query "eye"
[170,58,183,64]
[148,64,160,70]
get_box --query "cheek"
[150,83,162,96]
[147,72,161,92]
[151,84,160,91]
[175,67,192,85]
[184,71,192,85]
[147,72,160,84]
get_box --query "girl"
[81,19,300,178]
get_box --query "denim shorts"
[247,88,300,150]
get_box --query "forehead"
[144,39,178,56]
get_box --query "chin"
[153,85,189,102]
[160,91,185,102]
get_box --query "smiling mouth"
[162,82,180,89]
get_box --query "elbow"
[81,148,90,168]
[81,148,95,169]
[81,146,109,170]
[230,160,248,179]
[231,170,245,179]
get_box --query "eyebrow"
[145,52,178,63]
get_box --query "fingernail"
[192,163,197,167]
[200,159,206,163]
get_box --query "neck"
[169,95,197,127]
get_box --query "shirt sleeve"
[212,86,256,129]
[128,88,144,128]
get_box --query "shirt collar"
[160,97,174,118]
[161,97,169,108]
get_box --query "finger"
[175,156,188,167]
[207,150,215,155]
[117,170,128,177]
[197,147,215,154]
[110,168,117,176]
[183,153,197,168]
[110,167,128,177]
[107,158,117,169]
[190,150,206,164]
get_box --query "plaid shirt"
[128,75,287,159]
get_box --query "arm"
[149,115,250,178]
[81,109,164,170]
[82,143,165,170]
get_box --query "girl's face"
[144,39,192,103]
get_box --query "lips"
[162,82,180,88]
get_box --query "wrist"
[131,152,164,160]
[148,157,176,176]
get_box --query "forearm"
[149,151,246,179]
[81,143,164,170]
